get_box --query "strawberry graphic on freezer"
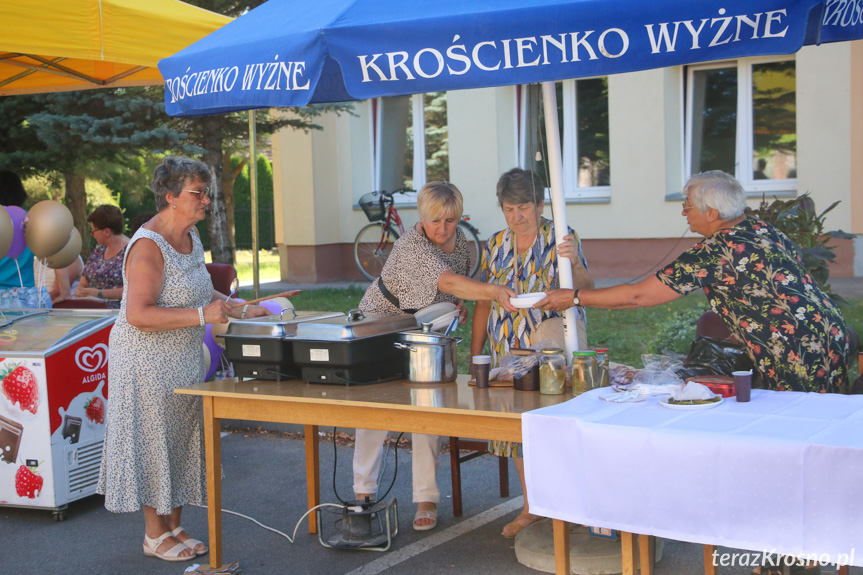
[0,309,115,519]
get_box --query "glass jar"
[593,347,610,387]
[539,348,566,395]
[571,350,598,396]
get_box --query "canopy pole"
[249,110,260,299]
[540,81,579,358]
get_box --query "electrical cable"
[191,502,343,544]
[331,427,402,508]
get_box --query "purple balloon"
[4,206,26,259]
[204,324,223,381]
[261,299,289,314]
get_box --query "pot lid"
[398,322,460,345]
[224,311,345,338]
[294,310,418,341]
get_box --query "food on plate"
[609,364,638,387]
[667,396,721,405]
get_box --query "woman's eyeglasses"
[182,186,211,200]
[89,227,105,236]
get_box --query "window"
[517,78,611,202]
[370,93,448,205]
[686,57,796,193]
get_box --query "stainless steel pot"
[394,323,462,382]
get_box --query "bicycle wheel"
[458,221,483,278]
[354,223,401,281]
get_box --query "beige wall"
[272,42,862,280]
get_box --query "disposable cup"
[472,355,491,388]
[733,370,752,402]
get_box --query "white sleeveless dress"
[97,228,211,514]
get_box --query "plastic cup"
[733,370,752,402]
[472,355,491,388]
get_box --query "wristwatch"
[97,290,103,299]
[572,289,581,306]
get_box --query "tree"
[0,87,196,256]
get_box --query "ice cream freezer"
[0,308,116,519]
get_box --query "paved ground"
[4,278,861,575]
[3,429,860,575]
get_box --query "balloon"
[45,228,82,269]
[0,207,12,259]
[24,200,74,258]
[261,297,293,315]
[203,324,223,381]
[5,206,27,260]
[202,343,211,379]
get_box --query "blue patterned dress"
[480,218,589,457]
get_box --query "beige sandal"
[413,504,438,531]
[171,526,208,556]
[143,531,195,562]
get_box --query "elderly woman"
[470,167,594,538]
[97,157,269,562]
[354,181,516,532]
[540,170,853,393]
[74,205,129,308]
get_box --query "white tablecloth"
[523,388,863,566]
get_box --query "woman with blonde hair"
[353,180,517,532]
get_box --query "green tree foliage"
[232,155,275,250]
[404,92,449,186]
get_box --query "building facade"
[271,41,863,283]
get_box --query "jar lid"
[593,347,609,353]
[541,348,564,354]
[572,350,597,356]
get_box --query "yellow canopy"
[0,0,230,95]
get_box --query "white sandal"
[171,526,208,556]
[412,504,438,532]
[143,531,195,562]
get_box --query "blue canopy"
[159,0,863,117]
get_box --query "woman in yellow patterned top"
[470,168,594,538]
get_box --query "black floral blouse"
[657,216,851,393]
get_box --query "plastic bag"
[632,354,685,387]
[675,336,754,379]
[500,350,540,379]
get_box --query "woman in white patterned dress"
[97,157,269,562]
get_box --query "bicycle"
[353,188,483,281]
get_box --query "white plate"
[599,391,646,403]
[510,292,547,309]
[415,302,457,325]
[425,309,461,332]
[658,396,723,410]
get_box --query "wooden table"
[176,375,579,570]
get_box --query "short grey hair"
[683,170,747,220]
[151,156,212,211]
[417,181,463,221]
[496,168,544,206]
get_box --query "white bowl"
[509,292,546,309]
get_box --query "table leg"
[553,519,570,575]
[639,534,655,575]
[305,424,320,534]
[203,396,223,569]
[703,544,718,575]
[621,532,637,575]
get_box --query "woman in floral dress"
[74,205,129,309]
[540,170,852,393]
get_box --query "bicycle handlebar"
[378,187,416,200]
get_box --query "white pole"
[249,110,260,299]
[540,82,579,358]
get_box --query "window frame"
[684,56,797,196]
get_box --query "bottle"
[593,347,610,387]
[571,350,598,396]
[539,348,566,395]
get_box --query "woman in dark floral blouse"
[74,205,129,309]
[538,170,852,393]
